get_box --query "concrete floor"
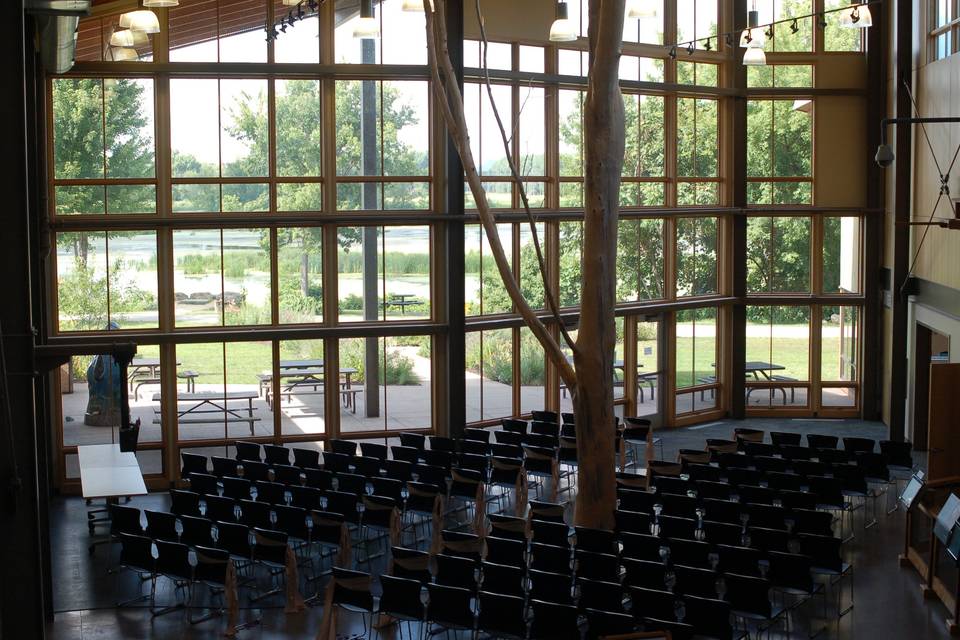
[46,418,952,640]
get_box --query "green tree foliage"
[746,99,812,204]
[53,78,156,261]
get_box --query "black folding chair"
[530,599,581,640]
[478,591,528,639]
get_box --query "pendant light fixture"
[626,0,657,19]
[107,47,139,61]
[142,0,179,6]
[118,9,160,34]
[109,28,149,48]
[352,0,379,39]
[742,47,767,65]
[839,1,872,28]
[401,0,425,11]
[281,0,300,4]
[549,1,577,42]
[739,2,765,48]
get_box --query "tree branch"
[473,0,578,355]
[424,1,577,391]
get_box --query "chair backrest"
[702,519,744,547]
[463,427,492,443]
[329,439,357,456]
[291,447,321,469]
[181,452,209,475]
[529,500,567,523]
[528,569,574,605]
[682,594,733,640]
[378,574,425,621]
[622,557,668,590]
[170,489,202,517]
[253,527,288,565]
[767,550,815,593]
[383,459,413,482]
[426,583,475,629]
[434,553,477,587]
[724,572,773,619]
[715,544,764,577]
[263,444,290,466]
[239,498,273,529]
[880,440,914,468]
[331,567,374,612]
[481,561,526,597]
[411,464,447,490]
[501,418,528,434]
[842,437,875,453]
[273,504,309,540]
[577,577,625,612]
[352,456,382,478]
[770,431,802,446]
[687,464,723,483]
[310,510,346,546]
[322,451,351,473]
[304,468,334,491]
[179,515,214,548]
[530,542,572,575]
[695,480,732,501]
[747,526,790,553]
[217,521,252,559]
[484,535,526,567]
[390,546,432,583]
[145,509,179,542]
[619,531,664,562]
[628,586,677,623]
[109,504,143,536]
[118,532,154,572]
[673,563,719,599]
[186,472,218,496]
[806,433,839,449]
[531,410,559,424]
[155,539,192,580]
[399,432,426,449]
[530,599,580,640]
[778,489,818,511]
[221,476,252,500]
[239,460,270,482]
[359,442,388,460]
[798,533,843,573]
[324,490,360,523]
[289,485,323,510]
[254,480,286,504]
[574,549,620,582]
[702,498,743,525]
[234,441,262,462]
[617,488,657,514]
[531,519,570,547]
[194,545,229,585]
[478,591,527,638]
[856,452,891,481]
[574,526,617,555]
[334,472,366,496]
[429,435,456,452]
[272,464,303,486]
[488,513,528,541]
[203,494,238,522]
[667,537,713,569]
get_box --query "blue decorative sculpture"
[84,321,122,427]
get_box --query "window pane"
[220,79,269,177]
[821,305,859,381]
[677,98,718,177]
[175,342,227,441]
[171,79,219,178]
[618,218,664,302]
[273,0,320,64]
[822,217,862,293]
[518,223,546,310]
[519,327,545,416]
[824,0,862,51]
[677,0,718,49]
[676,307,717,390]
[676,217,718,297]
[338,336,432,432]
[747,217,811,294]
[53,79,104,180]
[479,223,514,315]
[559,221,582,307]
[755,0,813,51]
[278,339,326,435]
[278,227,323,324]
[276,80,321,177]
[559,90,584,178]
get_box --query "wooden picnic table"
[258,367,362,412]
[152,391,260,436]
[383,293,420,315]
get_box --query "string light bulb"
[549,2,577,42]
[352,0,379,39]
[839,2,872,28]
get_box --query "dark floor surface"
[46,418,955,639]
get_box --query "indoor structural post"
[0,5,48,636]
[444,0,466,439]
[729,0,748,419]
[361,37,380,418]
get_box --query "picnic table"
[153,391,261,436]
[698,361,796,403]
[561,358,633,398]
[257,365,362,412]
[383,293,419,314]
[128,358,197,398]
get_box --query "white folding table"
[78,443,147,553]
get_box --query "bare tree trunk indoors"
[423,0,625,529]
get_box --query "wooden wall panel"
[463,0,556,42]
[814,96,867,207]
